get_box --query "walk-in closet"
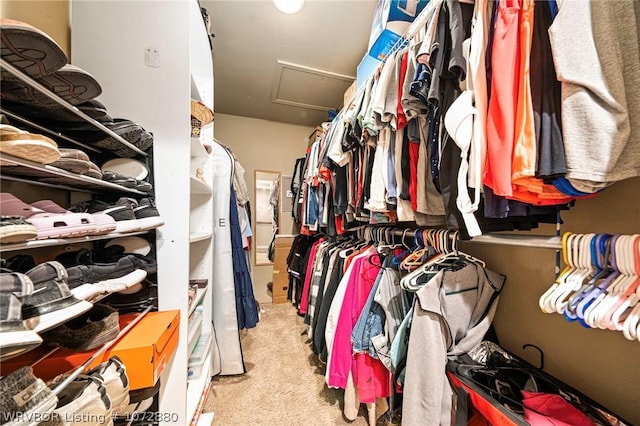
[1,0,638,425]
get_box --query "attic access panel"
[271,60,355,111]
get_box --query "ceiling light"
[273,0,305,14]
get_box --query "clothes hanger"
[608,236,640,332]
[390,229,414,269]
[597,234,640,330]
[542,233,583,313]
[563,234,612,322]
[578,234,626,327]
[400,230,431,272]
[539,232,574,313]
[552,233,596,314]
[590,235,635,329]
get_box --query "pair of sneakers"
[42,356,130,426]
[0,261,93,361]
[70,198,163,234]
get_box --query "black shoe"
[65,254,157,288]
[70,198,139,233]
[0,272,43,360]
[22,261,93,333]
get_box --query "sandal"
[31,199,116,236]
[0,193,98,239]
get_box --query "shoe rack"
[0,11,165,424]
[70,1,216,424]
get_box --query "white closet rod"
[355,226,562,249]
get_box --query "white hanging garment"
[211,141,245,375]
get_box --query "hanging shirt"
[484,0,522,197]
[549,0,640,192]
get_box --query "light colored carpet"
[203,303,371,425]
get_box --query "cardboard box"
[108,310,180,389]
[357,54,382,88]
[368,0,429,61]
[307,126,323,147]
[272,235,295,304]
[343,80,357,106]
[0,310,180,391]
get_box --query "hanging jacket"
[402,262,506,426]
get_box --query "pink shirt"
[298,238,325,315]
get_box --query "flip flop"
[1,64,102,107]
[0,124,60,165]
[0,18,68,80]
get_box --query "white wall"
[213,113,312,304]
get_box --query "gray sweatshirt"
[401,262,505,426]
[549,0,640,192]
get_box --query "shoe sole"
[135,216,164,231]
[70,283,107,301]
[114,219,143,233]
[0,224,37,243]
[0,19,68,80]
[26,299,93,333]
[0,329,43,361]
[2,64,102,107]
[50,157,91,174]
[0,136,60,164]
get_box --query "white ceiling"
[205,0,377,127]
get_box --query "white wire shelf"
[0,59,147,157]
[0,153,148,195]
[0,230,151,253]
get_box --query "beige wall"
[214,113,311,305]
[461,177,640,425]
[1,1,70,57]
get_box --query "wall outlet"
[145,47,160,68]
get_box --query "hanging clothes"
[229,185,259,330]
[402,262,506,425]
[211,141,245,375]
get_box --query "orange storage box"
[0,310,180,391]
[109,310,180,389]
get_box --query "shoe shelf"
[0,230,151,253]
[191,137,210,160]
[187,351,213,425]
[0,59,147,157]
[190,175,213,195]
[0,153,148,195]
[189,286,209,317]
[189,230,213,243]
[1,109,103,155]
[187,306,204,356]
[197,412,215,426]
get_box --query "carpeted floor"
[202,303,371,425]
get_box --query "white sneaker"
[87,356,130,416]
[44,375,113,426]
